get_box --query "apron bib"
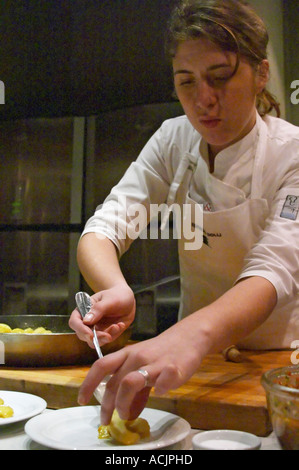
[165,116,298,349]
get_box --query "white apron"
[164,117,299,349]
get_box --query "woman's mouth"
[199,118,221,129]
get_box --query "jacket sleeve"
[237,178,299,307]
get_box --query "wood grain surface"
[0,349,293,436]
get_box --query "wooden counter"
[0,350,294,436]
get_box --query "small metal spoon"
[75,291,111,403]
[75,291,103,359]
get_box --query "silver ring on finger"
[137,368,150,388]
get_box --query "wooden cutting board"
[0,350,294,436]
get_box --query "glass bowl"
[261,365,299,450]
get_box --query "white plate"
[25,406,191,450]
[0,390,47,425]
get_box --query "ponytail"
[257,89,280,117]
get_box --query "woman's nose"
[195,81,217,109]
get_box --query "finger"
[115,370,153,420]
[95,322,123,337]
[78,362,109,406]
[68,308,83,330]
[96,332,113,346]
[153,363,184,396]
[106,322,126,335]
[127,387,151,421]
[69,309,94,345]
[100,322,126,341]
[81,292,104,325]
[94,322,126,347]
[82,301,122,327]
[78,350,126,406]
[112,363,183,423]
[102,385,151,424]
[100,366,155,424]
[99,373,119,424]
[99,362,151,425]
[82,308,99,325]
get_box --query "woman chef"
[69,0,299,425]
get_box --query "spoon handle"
[75,291,103,359]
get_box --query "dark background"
[0,0,177,120]
[0,0,297,123]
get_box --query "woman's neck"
[208,146,215,173]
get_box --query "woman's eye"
[208,75,230,87]
[179,79,195,87]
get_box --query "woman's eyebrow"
[207,63,232,71]
[174,63,232,75]
[173,69,193,76]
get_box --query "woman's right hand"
[69,283,136,348]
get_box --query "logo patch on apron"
[280,195,299,221]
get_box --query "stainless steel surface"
[0,315,131,367]
[133,274,180,295]
[132,275,180,339]
[75,292,103,359]
[75,292,92,317]
[0,117,82,319]
[1,106,183,324]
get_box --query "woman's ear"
[256,59,270,93]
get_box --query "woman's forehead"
[173,38,235,71]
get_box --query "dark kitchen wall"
[0,0,177,120]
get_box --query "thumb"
[83,292,104,325]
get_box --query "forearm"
[77,233,130,293]
[78,276,277,419]
[168,276,277,358]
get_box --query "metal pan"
[0,315,131,367]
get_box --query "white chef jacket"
[82,112,299,349]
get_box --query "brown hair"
[166,0,280,117]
